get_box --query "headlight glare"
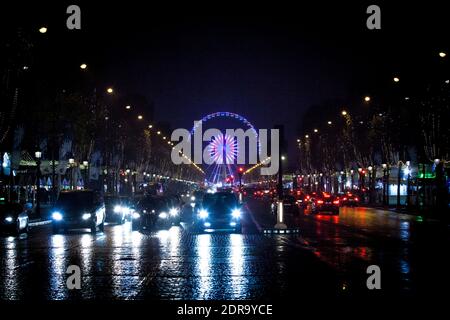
[132,212,141,219]
[231,208,242,219]
[82,213,91,220]
[169,208,179,217]
[159,212,168,219]
[198,209,208,219]
[52,212,63,221]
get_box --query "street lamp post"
[397,161,404,209]
[68,158,75,190]
[358,168,366,203]
[358,168,363,189]
[83,161,89,189]
[405,161,411,207]
[367,166,373,204]
[350,170,354,191]
[382,163,392,206]
[35,151,42,219]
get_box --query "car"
[309,192,340,215]
[196,192,242,233]
[0,202,30,235]
[293,191,308,212]
[340,192,360,207]
[51,190,106,234]
[131,196,179,231]
[104,195,129,224]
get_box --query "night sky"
[3,1,449,160]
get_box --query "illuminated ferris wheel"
[190,112,259,185]
[208,133,238,165]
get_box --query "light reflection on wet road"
[0,202,448,300]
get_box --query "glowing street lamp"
[106,87,114,94]
[327,121,332,125]
[341,110,348,116]
[305,134,309,138]
[35,150,42,217]
[297,139,300,143]
[39,27,47,34]
[157,131,161,135]
[313,129,318,133]
[80,63,87,70]
[148,124,153,128]
[364,96,371,102]
[393,77,400,83]
[439,52,446,58]
[125,105,131,110]
[137,115,143,120]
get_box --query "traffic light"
[237,167,244,187]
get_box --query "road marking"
[29,220,52,227]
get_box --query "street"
[1,200,448,300]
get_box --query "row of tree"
[0,28,204,196]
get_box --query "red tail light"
[343,197,347,201]
[354,197,359,201]
[316,200,324,204]
[333,200,340,205]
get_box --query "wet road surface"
[1,201,448,300]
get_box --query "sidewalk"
[364,203,447,223]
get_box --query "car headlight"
[231,208,241,219]
[159,212,168,219]
[82,213,91,220]
[190,196,196,201]
[198,209,208,219]
[5,216,13,223]
[169,208,179,217]
[132,212,141,219]
[114,205,122,213]
[52,212,63,221]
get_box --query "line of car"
[246,188,361,216]
[1,189,244,236]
